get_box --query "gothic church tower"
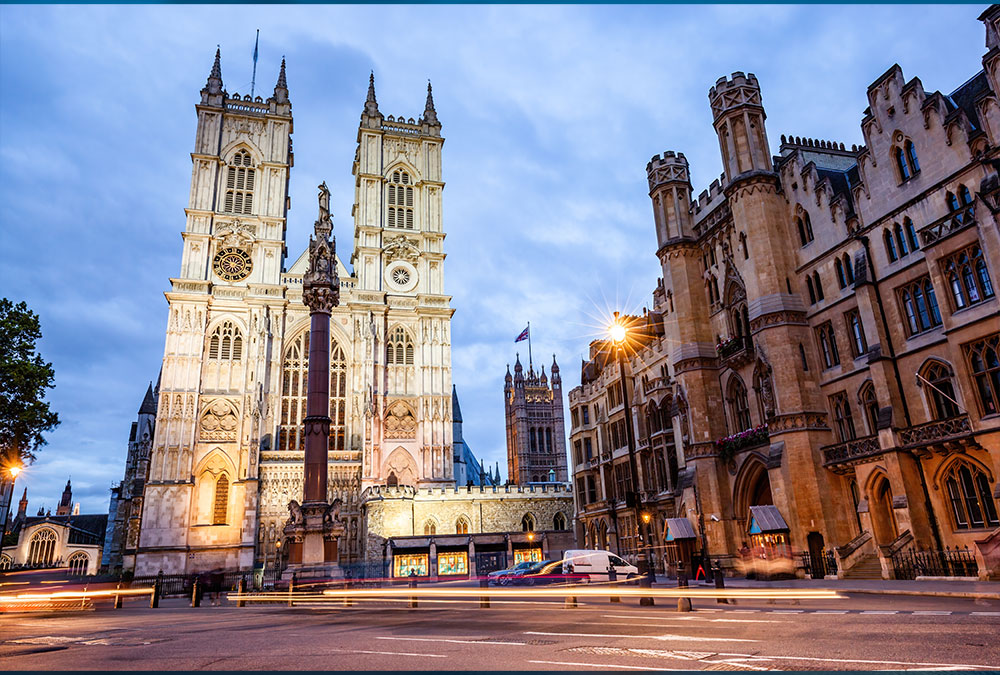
[136,51,292,574]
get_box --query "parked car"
[515,559,587,586]
[561,549,639,583]
[487,561,535,585]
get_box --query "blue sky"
[0,4,985,514]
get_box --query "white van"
[562,549,639,583]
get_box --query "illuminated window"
[213,474,229,525]
[394,553,428,577]
[437,551,468,575]
[0,554,11,570]
[514,548,543,564]
[455,517,469,535]
[28,528,57,567]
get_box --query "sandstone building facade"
[570,8,1000,579]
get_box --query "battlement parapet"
[361,483,572,502]
[779,134,859,154]
[646,151,690,189]
[709,71,762,119]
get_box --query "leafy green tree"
[0,299,60,466]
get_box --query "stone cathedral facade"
[133,52,456,575]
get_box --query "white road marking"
[330,648,447,659]
[376,636,524,646]
[729,609,759,613]
[527,659,680,670]
[602,614,782,624]
[911,610,952,615]
[524,631,757,643]
[769,610,803,613]
[812,610,848,614]
[714,651,998,669]
[971,611,1000,616]
[860,610,898,615]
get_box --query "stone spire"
[201,47,225,106]
[514,353,524,381]
[550,354,561,385]
[423,80,439,126]
[138,382,156,416]
[17,487,27,519]
[57,479,72,516]
[302,182,338,311]
[273,57,289,104]
[365,71,379,116]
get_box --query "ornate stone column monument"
[282,182,346,580]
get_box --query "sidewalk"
[653,574,1000,599]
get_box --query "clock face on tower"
[213,247,253,282]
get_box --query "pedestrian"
[210,568,224,606]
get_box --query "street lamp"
[609,313,653,590]
[1,462,23,543]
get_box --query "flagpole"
[527,321,533,371]
[250,29,260,98]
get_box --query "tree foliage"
[0,298,60,465]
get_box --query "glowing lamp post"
[609,313,654,600]
[2,463,23,541]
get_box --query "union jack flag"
[515,326,529,343]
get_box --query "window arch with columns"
[727,375,752,432]
[936,458,999,530]
[278,330,348,453]
[28,528,57,567]
[68,551,90,576]
[223,148,256,214]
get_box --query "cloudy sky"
[0,4,985,513]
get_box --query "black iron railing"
[799,551,838,577]
[890,546,978,580]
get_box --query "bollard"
[114,583,123,610]
[479,578,490,608]
[191,577,202,607]
[676,561,691,612]
[714,562,730,605]
[343,581,354,607]
[564,593,577,608]
[608,565,620,603]
[150,579,160,609]
[237,576,246,608]
[408,578,418,608]
[288,572,297,608]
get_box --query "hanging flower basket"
[714,424,769,461]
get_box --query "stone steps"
[842,554,884,579]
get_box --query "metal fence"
[341,560,389,583]
[890,547,979,580]
[798,551,838,578]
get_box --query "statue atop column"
[283,180,344,580]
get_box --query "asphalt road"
[2,591,999,671]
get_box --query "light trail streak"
[0,587,154,604]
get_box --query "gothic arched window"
[553,512,568,530]
[213,474,229,525]
[278,331,348,453]
[835,259,846,289]
[921,361,960,421]
[387,170,414,229]
[898,278,942,336]
[942,244,993,311]
[223,149,255,215]
[68,551,89,576]
[960,184,973,205]
[965,335,1000,417]
[859,381,879,435]
[813,271,824,301]
[884,229,898,263]
[28,528,57,567]
[796,211,814,246]
[424,520,437,535]
[846,309,867,358]
[904,218,919,251]
[894,222,909,256]
[906,140,920,174]
[895,146,910,181]
[521,514,535,532]
[843,253,855,285]
[0,554,11,570]
[816,322,840,369]
[806,276,816,304]
[208,321,243,361]
[728,376,752,432]
[455,517,469,535]
[387,326,414,365]
[831,392,856,442]
[943,461,999,530]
